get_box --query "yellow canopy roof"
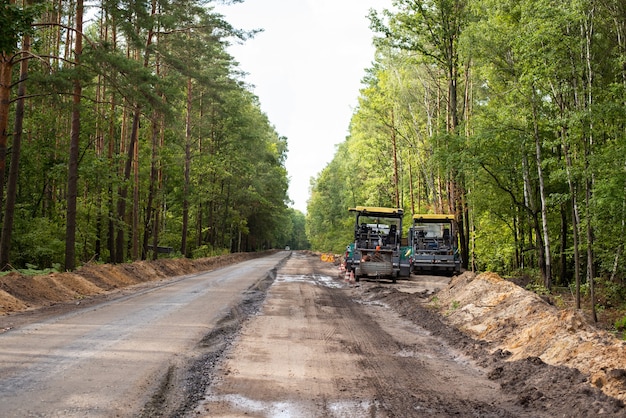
[349,206,404,216]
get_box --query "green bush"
[614,315,626,332]
[594,277,626,309]
[526,282,550,296]
[12,215,65,269]
[191,245,228,259]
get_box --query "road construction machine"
[347,206,406,282]
[409,214,461,275]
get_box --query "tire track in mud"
[322,284,527,417]
[139,257,287,418]
[191,254,379,417]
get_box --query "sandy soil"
[432,272,626,403]
[1,251,625,417]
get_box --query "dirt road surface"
[192,253,517,417]
[190,252,623,417]
[1,251,624,417]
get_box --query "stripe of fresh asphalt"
[0,252,288,417]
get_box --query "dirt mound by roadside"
[432,271,626,402]
[0,252,267,316]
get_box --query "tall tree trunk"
[409,160,415,214]
[181,77,192,256]
[0,58,14,218]
[0,33,29,270]
[94,8,106,262]
[132,131,139,259]
[531,93,552,288]
[196,95,205,249]
[107,103,117,262]
[141,43,165,260]
[116,110,139,262]
[391,108,399,207]
[522,149,546,276]
[585,173,596,317]
[142,112,160,259]
[65,0,83,271]
[559,203,567,284]
[152,120,165,261]
[583,7,597,322]
[562,135,582,309]
[106,9,117,263]
[446,38,469,270]
[0,0,22,215]
[116,0,157,262]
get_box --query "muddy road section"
[190,252,623,417]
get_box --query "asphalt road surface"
[0,252,289,417]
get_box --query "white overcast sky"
[214,0,390,213]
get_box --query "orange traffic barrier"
[321,253,335,262]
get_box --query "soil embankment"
[430,272,626,402]
[0,252,267,316]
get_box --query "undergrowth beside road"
[506,269,626,340]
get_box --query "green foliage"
[507,268,543,286]
[3,0,626,326]
[444,300,462,316]
[615,316,626,333]
[525,282,550,296]
[306,0,623,308]
[306,147,357,252]
[551,294,566,310]
[594,277,626,310]
[577,282,590,298]
[472,212,516,274]
[0,264,60,277]
[192,245,228,259]
[281,209,310,250]
[0,0,44,53]
[0,0,291,268]
[11,214,65,269]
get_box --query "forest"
[307,0,626,318]
[0,0,309,273]
[3,0,626,323]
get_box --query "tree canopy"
[0,0,309,271]
[307,0,626,316]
